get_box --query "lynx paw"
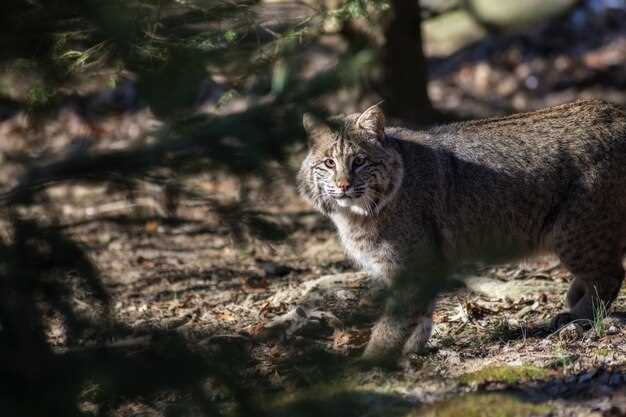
[550,311,578,332]
[361,316,407,367]
[361,315,433,367]
[401,316,433,356]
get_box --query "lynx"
[298,99,626,363]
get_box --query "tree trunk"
[382,0,437,125]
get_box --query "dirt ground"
[15,139,626,417]
[50,176,626,417]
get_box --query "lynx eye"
[324,158,336,169]
[353,155,366,167]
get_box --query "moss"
[594,346,611,357]
[546,354,578,369]
[460,365,550,385]
[264,382,413,417]
[412,393,552,417]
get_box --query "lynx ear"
[356,103,385,141]
[303,113,332,147]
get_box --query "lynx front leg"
[362,269,442,364]
[362,303,435,364]
[360,238,447,365]
[362,314,414,363]
[402,308,434,356]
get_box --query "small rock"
[257,305,342,340]
[607,325,619,335]
[335,289,357,301]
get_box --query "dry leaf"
[145,220,159,233]
[214,310,236,322]
[332,329,352,349]
[241,275,268,292]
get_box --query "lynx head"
[297,105,403,216]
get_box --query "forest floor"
[13,136,626,416]
[35,166,626,417]
[4,6,626,417]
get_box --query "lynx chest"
[330,213,398,280]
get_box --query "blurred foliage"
[0,0,381,228]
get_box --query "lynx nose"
[336,178,351,192]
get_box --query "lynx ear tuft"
[356,103,385,141]
[302,113,317,133]
[303,113,332,147]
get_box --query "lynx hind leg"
[553,267,624,330]
[551,212,625,330]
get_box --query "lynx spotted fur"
[298,99,626,363]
